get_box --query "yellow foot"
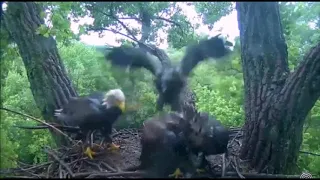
[84,147,96,159]
[106,143,120,152]
[169,168,183,178]
[196,168,206,174]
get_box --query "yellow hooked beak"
[117,101,125,113]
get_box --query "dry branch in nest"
[0,128,301,179]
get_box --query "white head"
[102,89,126,112]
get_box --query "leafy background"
[1,2,319,177]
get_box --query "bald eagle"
[185,112,230,172]
[136,112,212,178]
[138,112,189,178]
[54,89,126,159]
[105,34,233,112]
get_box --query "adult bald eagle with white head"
[54,89,126,159]
[105,34,233,113]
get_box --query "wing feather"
[55,97,100,126]
[179,34,233,77]
[105,46,163,76]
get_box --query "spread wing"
[105,46,163,76]
[179,34,233,77]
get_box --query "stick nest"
[0,128,300,178]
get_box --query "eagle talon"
[169,168,183,178]
[84,147,96,159]
[106,143,120,152]
[196,168,206,174]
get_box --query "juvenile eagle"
[105,35,233,112]
[54,89,126,159]
[138,112,189,178]
[138,112,210,178]
[186,112,230,171]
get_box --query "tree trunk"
[236,2,320,174]
[4,2,78,146]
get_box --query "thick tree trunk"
[237,2,320,174]
[4,2,78,146]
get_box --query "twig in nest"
[221,172,300,178]
[222,153,226,177]
[231,157,245,179]
[59,165,62,178]
[73,171,146,178]
[4,176,35,179]
[234,139,242,147]
[20,161,53,171]
[100,162,117,172]
[0,107,73,142]
[17,167,41,178]
[78,161,84,173]
[44,148,74,177]
[46,163,53,178]
[228,127,243,148]
[84,160,103,171]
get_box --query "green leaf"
[40,11,46,19]
[79,26,86,35]
[43,33,50,38]
[36,24,49,36]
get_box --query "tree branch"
[118,17,140,21]
[155,16,181,27]
[90,5,139,42]
[0,107,73,142]
[299,150,320,157]
[87,27,137,42]
[282,42,320,116]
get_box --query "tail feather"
[55,113,78,127]
[55,109,63,112]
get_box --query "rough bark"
[4,2,78,146]
[236,2,320,174]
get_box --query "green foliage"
[299,101,320,176]
[280,2,320,69]
[194,2,233,29]
[1,2,319,177]
[72,2,190,44]
[190,57,244,127]
[0,127,18,169]
[37,2,80,45]
[1,55,55,167]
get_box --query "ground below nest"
[0,128,301,178]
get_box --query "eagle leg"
[107,142,120,152]
[196,154,210,174]
[168,168,183,178]
[84,146,97,159]
[103,135,120,152]
[83,130,97,159]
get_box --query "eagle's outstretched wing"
[179,34,233,77]
[105,46,163,76]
